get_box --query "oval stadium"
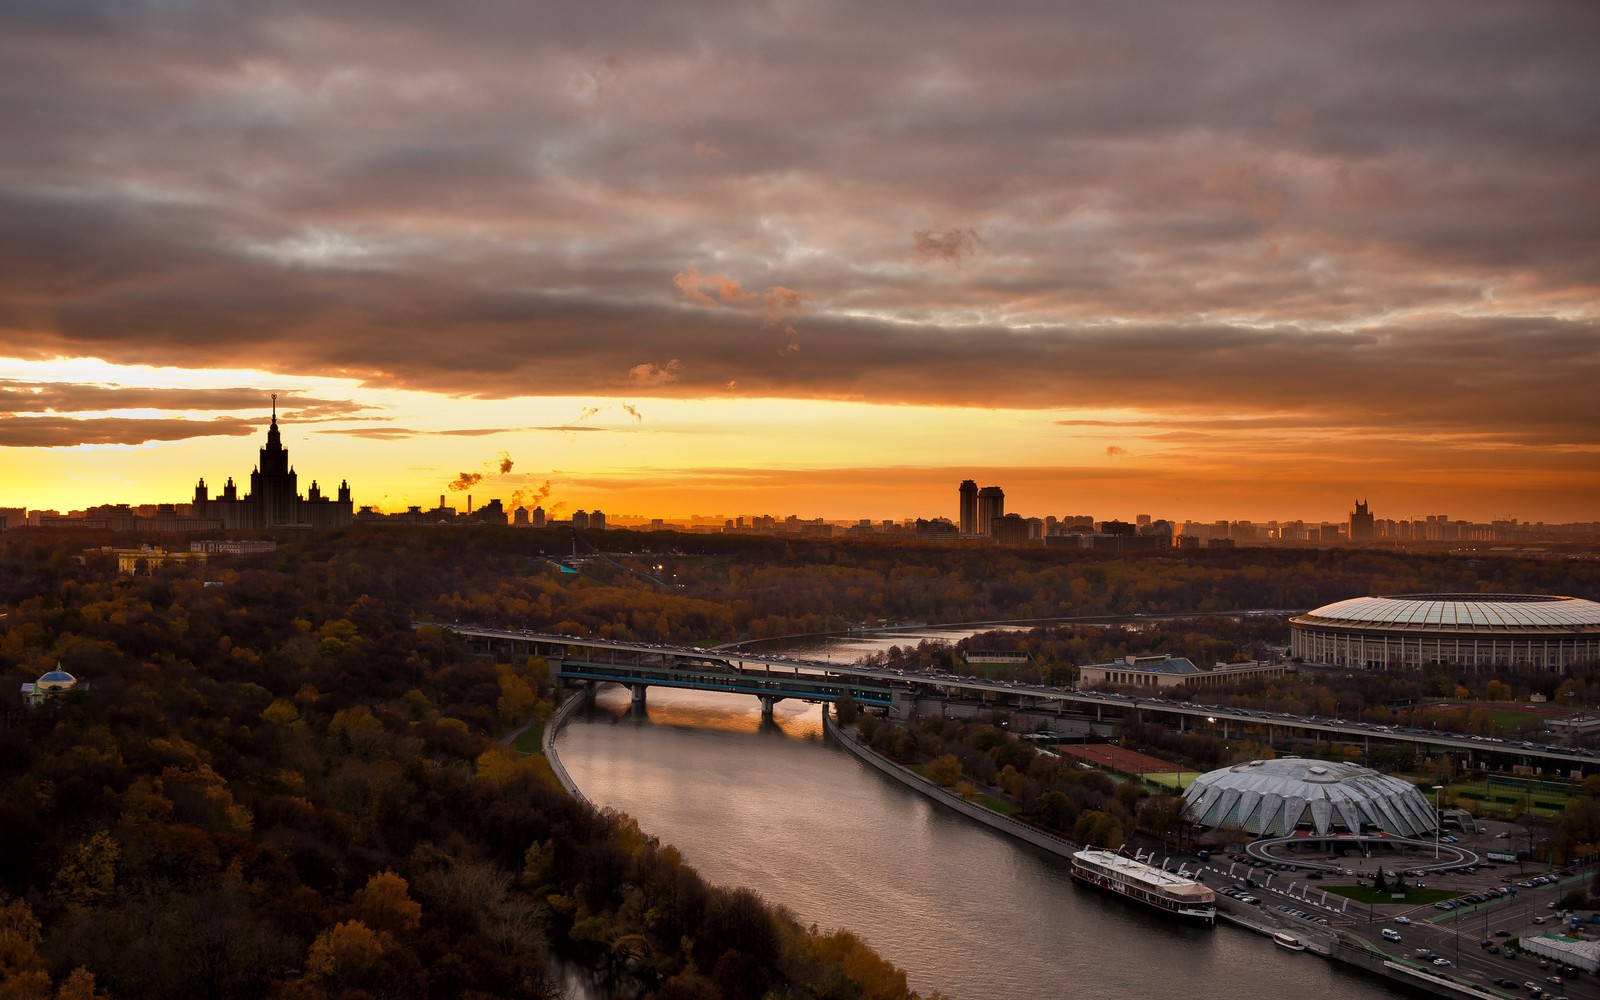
[1289,593,1600,672]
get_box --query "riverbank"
[821,708,1084,862]
[542,689,591,806]
[822,708,1497,1000]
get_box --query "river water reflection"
[556,682,1404,999]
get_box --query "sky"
[2,1,1597,524]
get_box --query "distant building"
[108,545,207,575]
[469,498,507,525]
[1078,654,1289,690]
[192,397,352,529]
[976,486,1005,536]
[990,513,1031,544]
[189,539,276,555]
[958,480,979,535]
[21,665,81,708]
[1349,499,1375,542]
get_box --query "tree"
[49,831,119,909]
[0,893,45,982]
[1372,867,1389,893]
[1073,810,1125,848]
[305,919,385,990]
[925,755,961,788]
[834,692,859,726]
[353,869,422,935]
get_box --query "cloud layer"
[0,1,1596,505]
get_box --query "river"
[554,647,1407,999]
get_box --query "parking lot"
[1200,816,1599,999]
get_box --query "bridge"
[425,623,1600,777]
[429,623,901,717]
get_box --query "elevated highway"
[425,623,1600,776]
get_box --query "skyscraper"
[958,480,978,535]
[193,396,353,529]
[1349,499,1375,543]
[976,486,1005,536]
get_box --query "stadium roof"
[1182,758,1436,838]
[1294,594,1600,631]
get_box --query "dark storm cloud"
[1,0,1596,450]
[0,380,365,417]
[0,415,260,448]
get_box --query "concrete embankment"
[542,691,591,806]
[822,709,1083,861]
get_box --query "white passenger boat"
[1070,847,1216,925]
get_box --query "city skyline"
[6,401,1596,539]
[2,4,1597,523]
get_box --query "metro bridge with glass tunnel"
[423,624,1600,780]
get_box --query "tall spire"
[261,393,287,473]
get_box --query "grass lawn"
[1449,779,1575,819]
[1480,709,1549,730]
[513,722,545,755]
[974,793,1017,816]
[1325,885,1459,905]
[1144,771,1203,792]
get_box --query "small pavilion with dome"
[20,665,80,707]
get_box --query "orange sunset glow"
[2,4,1597,525]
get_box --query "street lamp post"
[1433,785,1444,860]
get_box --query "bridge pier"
[631,684,647,709]
[759,695,776,719]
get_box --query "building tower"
[192,396,352,529]
[250,394,298,527]
[976,486,1005,536]
[958,479,979,535]
[1349,499,1375,543]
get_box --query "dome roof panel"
[1183,758,1437,838]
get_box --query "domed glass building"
[21,665,79,707]
[35,668,77,692]
[1182,758,1436,838]
[1290,594,1600,671]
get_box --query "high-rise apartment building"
[958,480,979,535]
[976,486,1005,536]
